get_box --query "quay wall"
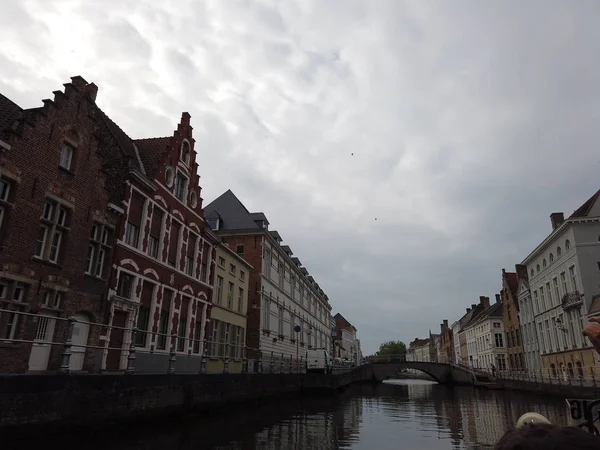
[478,378,600,399]
[0,364,373,429]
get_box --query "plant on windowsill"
[278,334,285,341]
[262,329,271,336]
[300,342,305,347]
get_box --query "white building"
[464,299,506,370]
[204,190,334,361]
[334,313,361,363]
[516,264,542,373]
[520,195,600,376]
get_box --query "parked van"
[306,349,330,374]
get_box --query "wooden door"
[106,310,127,370]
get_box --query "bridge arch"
[370,361,474,385]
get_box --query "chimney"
[495,293,501,304]
[443,319,448,327]
[550,212,564,230]
[479,296,490,309]
[466,307,471,313]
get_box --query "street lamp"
[552,317,569,333]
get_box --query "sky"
[2,0,600,355]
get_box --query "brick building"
[438,319,454,364]
[0,76,121,373]
[98,110,216,372]
[501,268,525,369]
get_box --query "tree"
[375,340,407,356]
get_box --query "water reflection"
[3,379,569,450]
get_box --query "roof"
[0,93,22,140]
[97,108,144,172]
[589,295,600,316]
[570,189,600,218]
[134,137,170,177]
[203,190,259,231]
[249,212,269,224]
[334,313,352,328]
[471,302,503,326]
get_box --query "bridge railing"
[479,367,600,388]
[368,355,407,364]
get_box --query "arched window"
[542,259,547,268]
[530,269,534,278]
[536,264,540,273]
[549,253,554,263]
[180,141,190,165]
[557,246,562,257]
[565,239,571,250]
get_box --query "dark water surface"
[5,380,569,450]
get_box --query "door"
[69,313,90,371]
[106,310,127,370]
[28,311,58,371]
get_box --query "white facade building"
[465,301,506,370]
[204,190,334,360]
[517,266,542,373]
[520,197,600,376]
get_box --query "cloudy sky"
[2,0,600,354]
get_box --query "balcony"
[561,291,583,310]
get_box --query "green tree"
[375,340,407,356]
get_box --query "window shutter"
[129,194,145,226]
[151,208,163,236]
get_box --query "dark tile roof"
[0,93,22,139]
[97,108,144,172]
[589,295,600,316]
[133,137,170,178]
[203,190,259,231]
[334,313,352,328]
[249,212,269,224]
[570,189,600,218]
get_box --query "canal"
[4,379,568,450]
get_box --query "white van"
[306,349,330,374]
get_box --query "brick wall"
[0,77,119,373]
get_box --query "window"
[135,282,154,346]
[494,333,504,347]
[43,290,62,309]
[538,322,545,353]
[186,234,197,277]
[0,176,13,236]
[536,264,540,273]
[35,199,69,263]
[0,281,27,341]
[59,143,74,170]
[291,276,296,299]
[227,282,234,309]
[116,272,135,299]
[549,253,554,263]
[576,361,583,377]
[200,242,210,283]
[565,239,571,250]
[125,193,145,248]
[560,272,568,295]
[264,251,271,278]
[540,286,545,311]
[218,256,225,267]
[174,173,187,202]
[157,290,172,350]
[553,278,560,305]
[237,287,243,312]
[240,270,245,281]
[569,266,578,291]
[209,320,220,357]
[545,320,552,352]
[148,207,163,258]
[545,282,552,307]
[86,223,111,278]
[557,246,562,257]
[236,244,244,254]
[263,298,270,330]
[193,314,203,354]
[177,296,190,352]
[215,276,223,305]
[189,191,198,208]
[542,259,547,268]
[165,166,175,187]
[168,221,181,267]
[229,263,236,275]
[180,141,190,165]
[533,290,539,314]
[530,269,534,278]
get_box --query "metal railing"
[484,367,600,388]
[0,308,355,376]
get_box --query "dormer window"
[174,173,188,202]
[180,141,190,165]
[207,218,220,230]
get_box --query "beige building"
[206,242,252,374]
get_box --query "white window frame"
[59,144,74,170]
[174,172,188,202]
[124,221,140,248]
[35,200,69,263]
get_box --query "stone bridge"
[369,358,475,385]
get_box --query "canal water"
[5,379,568,450]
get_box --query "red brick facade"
[101,112,216,370]
[0,77,120,373]
[439,319,454,363]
